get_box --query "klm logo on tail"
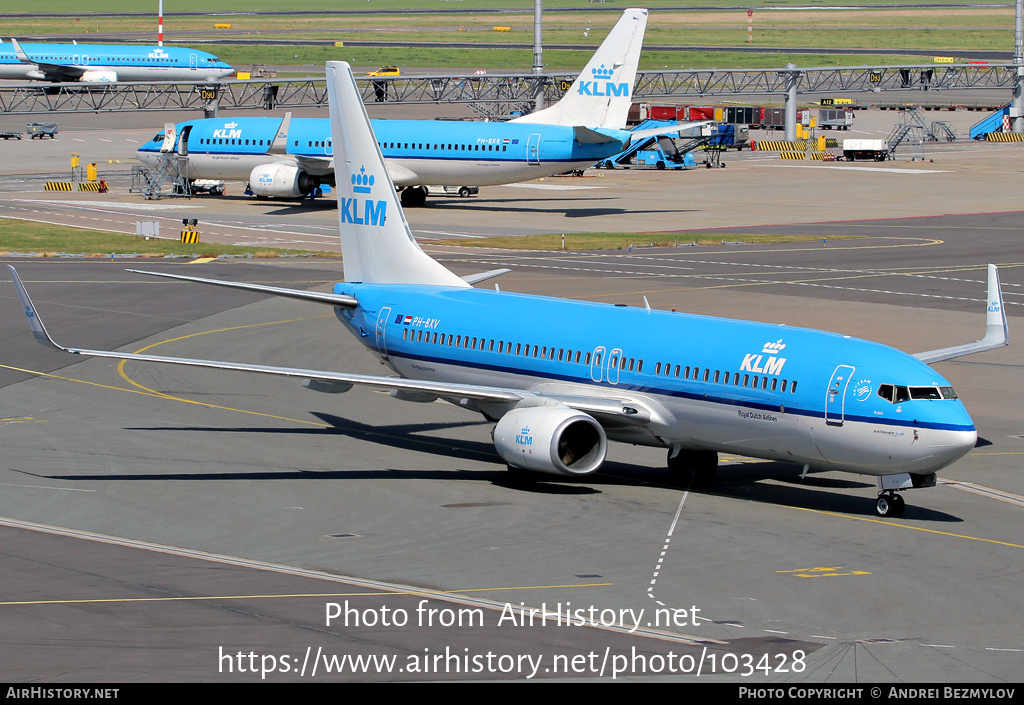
[578,65,628,98]
[341,166,387,227]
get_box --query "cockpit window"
[878,383,955,403]
[877,384,909,403]
[152,133,164,143]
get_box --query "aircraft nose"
[924,418,977,471]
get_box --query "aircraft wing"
[10,38,84,81]
[10,265,662,424]
[382,160,420,187]
[914,264,1009,364]
[291,154,419,186]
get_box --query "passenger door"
[825,364,855,426]
[527,133,541,165]
[590,345,605,382]
[375,307,392,361]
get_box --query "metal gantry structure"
[0,64,1018,118]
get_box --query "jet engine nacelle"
[248,163,320,198]
[79,69,118,83]
[493,404,607,476]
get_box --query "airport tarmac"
[0,107,1022,682]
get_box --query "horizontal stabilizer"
[574,126,632,145]
[915,264,1009,364]
[125,269,359,308]
[461,268,511,285]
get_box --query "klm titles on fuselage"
[739,339,788,376]
[213,122,242,140]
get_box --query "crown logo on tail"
[352,166,374,194]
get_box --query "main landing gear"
[667,448,718,484]
[400,185,428,207]
[875,491,906,518]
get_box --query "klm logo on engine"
[341,166,387,227]
[516,426,533,446]
[578,64,628,97]
[213,122,241,139]
[740,339,787,375]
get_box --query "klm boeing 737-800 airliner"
[135,9,702,206]
[11,62,1008,519]
[0,38,232,82]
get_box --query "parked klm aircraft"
[135,8,700,206]
[0,38,233,83]
[11,62,1008,519]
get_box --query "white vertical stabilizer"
[511,8,648,130]
[326,61,467,287]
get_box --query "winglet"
[267,111,291,155]
[10,38,32,65]
[914,264,1009,364]
[982,263,1009,348]
[8,265,66,351]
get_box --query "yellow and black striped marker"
[78,182,101,192]
[757,140,806,152]
[45,182,72,191]
[986,132,1024,142]
[779,151,806,160]
[180,230,200,244]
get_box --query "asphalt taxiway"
[0,109,1022,682]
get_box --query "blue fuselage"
[136,116,631,187]
[0,43,233,82]
[331,282,976,477]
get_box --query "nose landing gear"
[875,491,906,518]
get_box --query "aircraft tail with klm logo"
[511,8,647,130]
[326,61,468,288]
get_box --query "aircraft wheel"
[891,494,906,518]
[400,186,428,207]
[876,493,905,517]
[667,449,718,483]
[875,495,891,517]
